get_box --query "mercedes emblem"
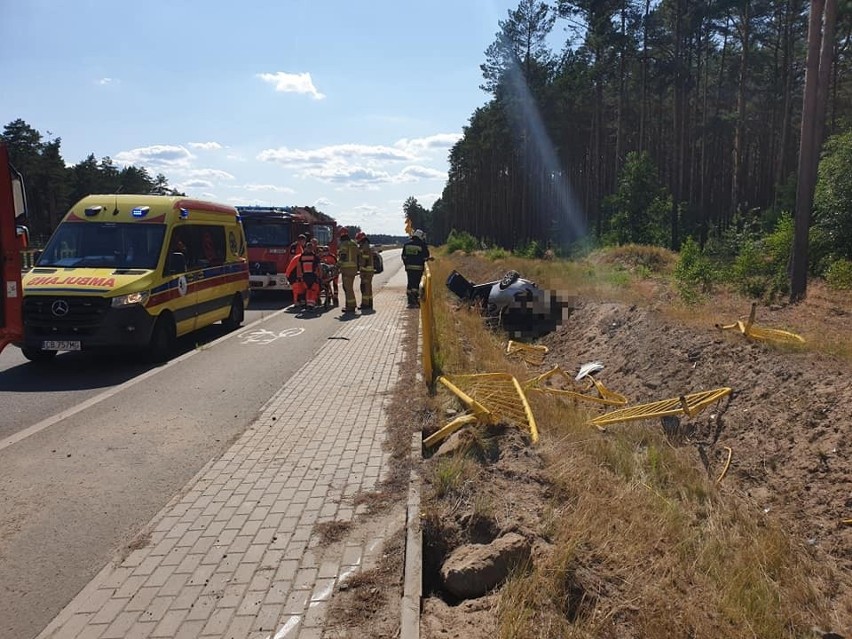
[51,299,70,317]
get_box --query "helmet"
[355,231,367,242]
[338,227,349,237]
[413,229,425,240]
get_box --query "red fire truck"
[0,142,29,355]
[236,205,337,293]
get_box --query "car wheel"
[222,294,245,330]
[21,347,58,363]
[144,314,176,363]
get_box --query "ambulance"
[18,194,249,363]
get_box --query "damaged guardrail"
[716,302,804,345]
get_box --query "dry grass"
[314,520,352,546]
[424,248,840,639]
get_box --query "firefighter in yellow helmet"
[355,231,374,310]
[337,227,359,314]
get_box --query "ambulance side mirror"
[167,252,187,274]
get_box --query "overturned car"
[446,269,575,338]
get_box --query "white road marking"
[0,309,288,453]
[238,326,305,345]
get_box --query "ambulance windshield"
[37,222,166,270]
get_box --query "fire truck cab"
[237,206,337,293]
[0,142,29,355]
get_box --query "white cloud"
[182,179,214,189]
[412,192,442,207]
[314,197,333,208]
[114,145,194,168]
[242,183,295,193]
[188,141,223,151]
[227,153,247,162]
[257,143,414,167]
[398,165,445,181]
[97,77,116,86]
[201,192,219,199]
[353,204,379,215]
[394,133,462,155]
[257,71,325,100]
[303,165,392,188]
[187,168,235,181]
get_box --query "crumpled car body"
[446,269,574,338]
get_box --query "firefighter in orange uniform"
[337,228,359,314]
[285,233,308,307]
[296,242,322,310]
[356,231,375,310]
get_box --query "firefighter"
[402,229,431,307]
[337,227,359,314]
[284,251,305,309]
[293,233,307,256]
[296,241,322,310]
[356,231,375,310]
[319,245,339,306]
[285,233,308,307]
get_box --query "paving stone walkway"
[38,270,409,639]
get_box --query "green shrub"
[826,258,852,290]
[515,239,543,259]
[485,246,509,260]
[730,239,769,298]
[726,214,793,301]
[674,237,715,304]
[446,229,479,254]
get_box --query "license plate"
[42,340,81,351]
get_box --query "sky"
[0,0,530,236]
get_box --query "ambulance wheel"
[145,314,176,363]
[222,294,244,330]
[22,347,58,363]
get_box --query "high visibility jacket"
[297,252,320,278]
[285,254,300,281]
[358,241,374,273]
[402,237,430,271]
[337,238,358,270]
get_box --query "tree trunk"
[791,0,833,302]
[732,2,751,222]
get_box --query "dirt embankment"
[419,286,851,637]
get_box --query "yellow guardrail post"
[420,263,436,385]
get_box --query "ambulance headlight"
[111,291,149,307]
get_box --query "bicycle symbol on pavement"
[238,327,305,345]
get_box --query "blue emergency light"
[131,206,150,218]
[179,208,190,220]
[84,206,103,217]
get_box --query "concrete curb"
[400,299,426,639]
[400,433,422,639]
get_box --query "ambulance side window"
[194,225,225,267]
[165,226,193,275]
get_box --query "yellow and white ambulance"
[18,194,249,362]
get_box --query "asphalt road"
[0,250,400,639]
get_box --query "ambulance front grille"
[23,296,111,334]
